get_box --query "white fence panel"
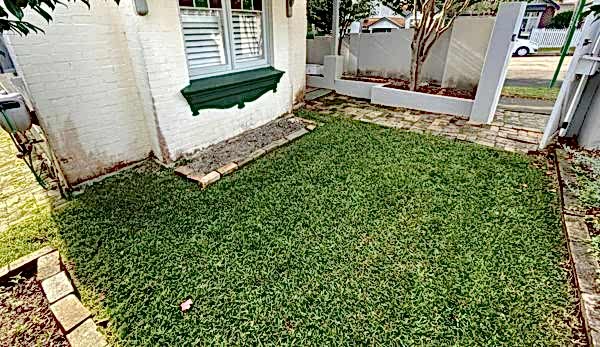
[529,28,581,48]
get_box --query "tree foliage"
[548,10,574,29]
[381,0,482,90]
[0,0,120,35]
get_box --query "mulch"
[342,75,477,100]
[0,274,68,347]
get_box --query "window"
[179,0,269,79]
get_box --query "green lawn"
[501,86,560,101]
[1,113,579,345]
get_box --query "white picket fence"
[529,28,582,48]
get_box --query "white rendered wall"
[306,16,495,88]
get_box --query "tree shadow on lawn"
[40,119,581,345]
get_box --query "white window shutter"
[181,9,227,69]
[232,11,263,62]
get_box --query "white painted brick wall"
[128,0,306,160]
[6,2,151,185]
[6,0,306,183]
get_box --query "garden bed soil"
[342,75,477,100]
[563,147,600,235]
[183,117,306,175]
[0,273,68,346]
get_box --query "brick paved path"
[0,132,59,232]
[305,94,548,154]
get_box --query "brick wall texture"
[6,0,306,184]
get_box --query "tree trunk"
[409,31,421,91]
[337,34,343,55]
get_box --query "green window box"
[181,67,285,115]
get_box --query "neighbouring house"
[347,2,430,34]
[520,0,561,37]
[3,0,306,185]
[361,17,406,33]
[556,0,577,13]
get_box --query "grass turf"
[1,114,578,345]
[501,86,559,101]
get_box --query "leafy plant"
[571,151,600,208]
[548,10,574,29]
[0,0,120,35]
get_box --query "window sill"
[181,67,285,115]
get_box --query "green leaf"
[4,1,25,20]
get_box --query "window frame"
[178,0,273,80]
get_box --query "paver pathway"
[305,93,547,153]
[0,132,59,232]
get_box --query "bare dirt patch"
[0,273,68,347]
[183,117,306,175]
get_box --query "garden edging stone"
[0,247,109,346]
[41,271,74,304]
[37,251,61,280]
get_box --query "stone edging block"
[37,251,61,281]
[1,246,56,279]
[199,171,221,188]
[50,294,91,332]
[217,162,238,175]
[67,318,109,347]
[0,248,109,346]
[174,117,317,190]
[42,271,74,304]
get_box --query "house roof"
[529,0,560,10]
[363,17,405,29]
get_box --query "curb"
[0,248,109,347]
[497,103,553,115]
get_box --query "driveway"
[505,55,571,87]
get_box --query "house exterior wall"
[129,0,304,160]
[5,2,151,185]
[5,0,305,184]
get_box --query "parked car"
[513,38,539,56]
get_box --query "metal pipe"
[549,0,585,88]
